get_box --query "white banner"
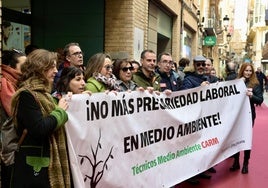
[65,79,252,188]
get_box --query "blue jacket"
[156,69,181,91]
[115,80,138,92]
[181,72,208,90]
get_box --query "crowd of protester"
[0,42,264,187]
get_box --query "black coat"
[226,71,237,81]
[11,91,58,188]
[246,82,263,125]
[156,69,182,91]
[255,71,266,92]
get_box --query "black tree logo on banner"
[78,129,114,188]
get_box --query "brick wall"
[105,0,148,59]
[105,0,198,63]
[133,0,148,45]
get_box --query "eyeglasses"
[121,66,134,72]
[196,62,206,67]
[13,49,24,54]
[161,60,174,66]
[104,65,113,70]
[70,51,83,57]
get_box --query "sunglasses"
[196,62,206,67]
[104,65,113,70]
[121,66,134,72]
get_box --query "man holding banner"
[180,55,214,185]
[132,49,161,91]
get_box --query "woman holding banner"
[84,53,118,93]
[230,62,263,174]
[112,59,139,92]
[53,66,91,98]
[10,49,71,187]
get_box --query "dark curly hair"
[2,50,26,69]
[56,66,84,93]
[112,59,132,79]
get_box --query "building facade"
[0,0,202,65]
[246,0,268,73]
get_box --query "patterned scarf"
[11,77,71,188]
[93,72,119,91]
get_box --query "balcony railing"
[204,18,216,28]
[203,18,216,36]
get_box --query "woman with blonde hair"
[229,62,263,174]
[84,53,118,93]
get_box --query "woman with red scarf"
[0,50,26,188]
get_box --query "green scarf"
[12,77,71,188]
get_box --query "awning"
[262,59,268,64]
[204,28,216,36]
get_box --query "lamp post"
[223,15,230,31]
[217,15,230,35]
[196,9,205,54]
[226,33,232,59]
[197,10,205,33]
[227,33,232,43]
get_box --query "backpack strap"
[0,102,9,129]
[0,71,8,128]
[17,129,28,150]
